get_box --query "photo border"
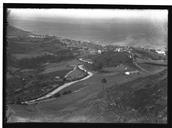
[3,3,171,128]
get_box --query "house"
[114,48,121,52]
[124,70,139,75]
[98,50,102,54]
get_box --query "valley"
[5,25,167,123]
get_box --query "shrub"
[62,90,72,95]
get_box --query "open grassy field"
[40,59,81,74]
[136,58,167,66]
[7,61,167,122]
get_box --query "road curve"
[23,64,93,104]
[79,58,93,64]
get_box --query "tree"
[62,90,72,95]
[101,78,107,84]
[92,62,103,71]
[62,77,66,82]
[16,97,22,104]
[101,78,109,109]
[101,78,107,91]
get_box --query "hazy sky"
[8,9,168,49]
[8,9,167,21]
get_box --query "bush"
[54,93,61,97]
[101,78,107,84]
[62,90,72,95]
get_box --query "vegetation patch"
[96,69,167,123]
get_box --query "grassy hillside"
[132,47,167,60]
[5,25,167,123]
[96,69,167,123]
[91,51,136,71]
[6,26,77,104]
[7,25,31,37]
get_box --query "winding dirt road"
[23,64,93,104]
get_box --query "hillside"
[5,25,167,123]
[95,69,167,123]
[7,25,32,37]
[6,26,78,104]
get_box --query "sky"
[8,9,167,22]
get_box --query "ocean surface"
[9,18,167,49]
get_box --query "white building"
[98,50,102,54]
[114,48,121,52]
[124,70,139,75]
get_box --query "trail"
[23,64,93,104]
[133,61,150,73]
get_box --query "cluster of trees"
[15,51,74,69]
[91,51,132,71]
[132,48,166,60]
[7,41,36,54]
[7,44,75,69]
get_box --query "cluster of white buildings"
[114,48,121,52]
[28,34,47,38]
[155,49,166,55]
[113,46,132,53]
